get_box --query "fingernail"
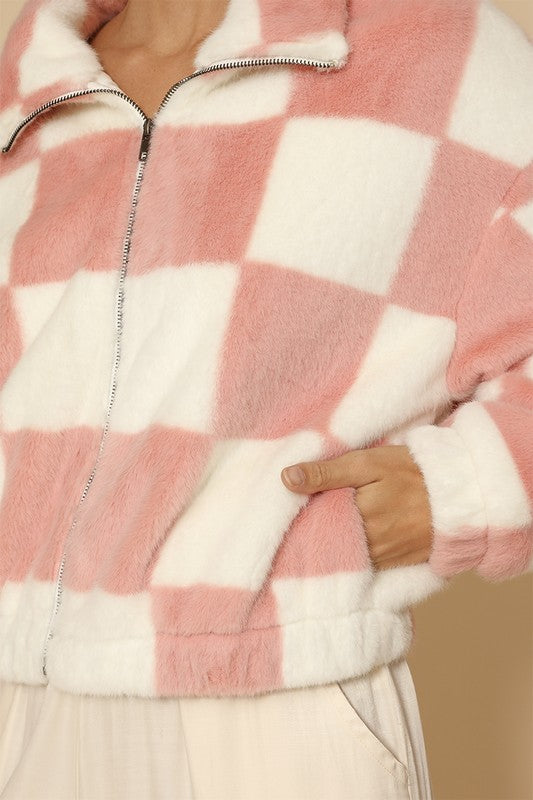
[283,466,305,486]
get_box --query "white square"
[48,586,156,696]
[151,429,324,590]
[18,1,92,96]
[447,1,533,167]
[512,199,533,237]
[452,402,531,530]
[0,579,56,684]
[109,263,239,434]
[273,572,373,625]
[3,270,118,431]
[0,159,40,286]
[246,115,436,295]
[329,304,456,446]
[55,585,154,640]
[39,102,140,151]
[158,67,294,127]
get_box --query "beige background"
[1,0,532,798]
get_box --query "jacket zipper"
[0,54,340,680]
[1,55,341,154]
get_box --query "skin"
[87,0,230,118]
[281,447,434,571]
[88,2,435,570]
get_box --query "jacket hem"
[4,607,415,699]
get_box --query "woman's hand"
[280,445,433,570]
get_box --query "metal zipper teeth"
[2,55,339,154]
[40,149,147,678]
[31,53,338,678]
[1,87,145,154]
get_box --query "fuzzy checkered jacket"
[0,0,532,698]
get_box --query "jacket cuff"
[402,423,488,579]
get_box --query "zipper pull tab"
[139,117,153,160]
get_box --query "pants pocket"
[328,674,410,789]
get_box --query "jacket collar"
[1,0,351,146]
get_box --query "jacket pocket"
[248,483,376,631]
[328,675,409,787]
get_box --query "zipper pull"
[139,117,153,160]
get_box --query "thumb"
[280,450,378,494]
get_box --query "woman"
[0,0,531,797]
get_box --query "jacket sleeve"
[401,160,533,582]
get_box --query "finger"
[280,449,380,494]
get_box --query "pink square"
[10,128,140,286]
[213,260,385,438]
[129,119,286,275]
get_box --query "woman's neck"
[96,0,230,57]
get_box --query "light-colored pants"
[0,658,432,799]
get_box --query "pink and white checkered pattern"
[0,0,531,698]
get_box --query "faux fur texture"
[0,0,532,698]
